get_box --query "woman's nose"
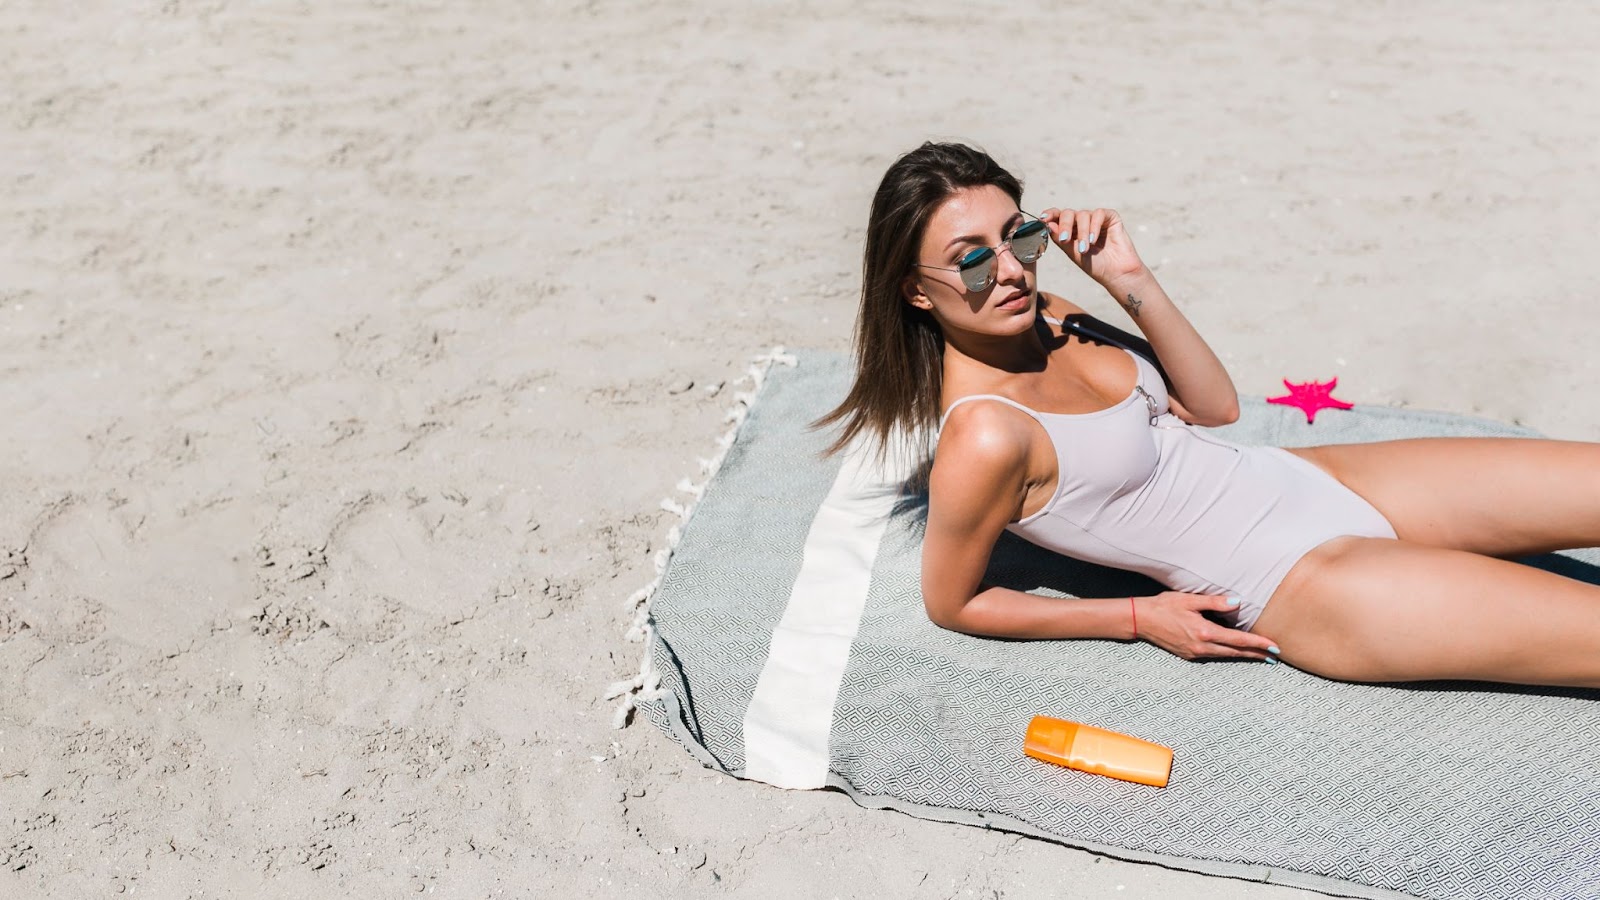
[994,243,1026,284]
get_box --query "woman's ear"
[901,275,933,311]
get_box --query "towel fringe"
[608,345,797,728]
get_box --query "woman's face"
[904,184,1038,333]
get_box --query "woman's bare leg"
[1283,437,1600,558]
[1252,535,1600,689]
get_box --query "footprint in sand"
[320,495,487,616]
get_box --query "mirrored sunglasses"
[915,213,1051,293]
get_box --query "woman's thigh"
[1282,437,1600,558]
[1251,535,1600,689]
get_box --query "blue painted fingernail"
[1264,657,1279,665]
[1226,596,1241,607]
[1077,240,1087,253]
[1267,645,1281,655]
[1088,232,1097,243]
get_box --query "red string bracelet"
[1130,596,1138,641]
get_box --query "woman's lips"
[996,291,1029,310]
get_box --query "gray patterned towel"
[636,349,1600,900]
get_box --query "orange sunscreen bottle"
[1023,715,1173,788]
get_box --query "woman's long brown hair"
[810,142,1024,474]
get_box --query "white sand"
[2,1,1596,896]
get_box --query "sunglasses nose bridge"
[993,240,1027,282]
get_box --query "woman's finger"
[1051,208,1077,245]
[1074,210,1094,253]
[1101,208,1122,236]
[1088,209,1107,246]
[1196,593,1244,614]
[1184,603,1283,657]
[1201,620,1281,656]
[1036,208,1059,237]
[1210,629,1283,658]
[1251,634,1283,656]
[1200,642,1274,662]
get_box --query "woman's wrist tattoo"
[1121,292,1143,318]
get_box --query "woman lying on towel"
[815,140,1600,690]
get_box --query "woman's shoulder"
[934,397,1035,477]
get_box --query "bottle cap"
[1023,715,1080,765]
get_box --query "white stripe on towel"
[742,436,916,789]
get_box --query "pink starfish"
[1266,377,1354,424]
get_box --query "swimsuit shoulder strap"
[1044,311,1165,378]
[937,394,1043,433]
[1044,312,1132,351]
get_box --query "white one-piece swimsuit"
[935,316,1397,631]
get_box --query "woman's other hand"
[1136,592,1282,663]
[1040,207,1147,288]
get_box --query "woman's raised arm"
[1042,207,1240,426]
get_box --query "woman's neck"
[940,316,1051,379]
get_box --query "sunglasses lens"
[957,248,996,292]
[1011,220,1048,263]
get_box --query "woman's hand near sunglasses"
[1039,207,1147,290]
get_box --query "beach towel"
[613,347,1600,900]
